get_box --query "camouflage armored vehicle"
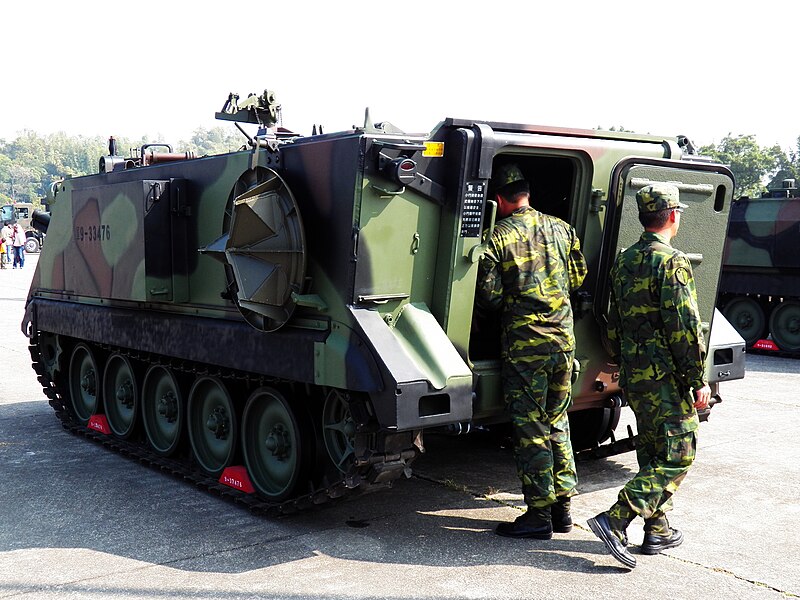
[1,201,45,253]
[719,179,800,353]
[23,90,744,510]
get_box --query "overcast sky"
[3,1,798,151]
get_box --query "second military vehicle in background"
[1,202,45,253]
[719,179,800,354]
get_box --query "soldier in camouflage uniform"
[588,183,711,569]
[476,163,587,540]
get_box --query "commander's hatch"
[596,159,735,340]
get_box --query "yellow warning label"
[423,141,444,157]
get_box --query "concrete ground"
[0,255,797,599]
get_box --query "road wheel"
[142,365,184,456]
[242,387,310,500]
[102,354,138,439]
[769,300,800,352]
[68,343,101,425]
[188,377,237,476]
[723,296,767,347]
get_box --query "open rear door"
[598,157,745,397]
[598,159,734,330]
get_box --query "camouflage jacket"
[476,206,587,357]
[607,231,707,392]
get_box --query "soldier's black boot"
[642,515,683,555]
[495,507,553,540]
[551,497,573,533]
[587,512,636,568]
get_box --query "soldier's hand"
[693,384,712,410]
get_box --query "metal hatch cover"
[225,168,306,332]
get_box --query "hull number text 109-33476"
[74,224,111,242]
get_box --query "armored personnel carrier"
[719,179,800,354]
[23,91,744,511]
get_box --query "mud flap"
[350,304,473,431]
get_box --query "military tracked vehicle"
[719,179,800,354]
[23,90,744,512]
[1,202,45,253]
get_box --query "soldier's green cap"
[636,183,688,213]
[491,163,526,190]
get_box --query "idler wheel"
[322,389,357,473]
[38,332,62,381]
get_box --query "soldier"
[588,183,711,569]
[476,163,587,540]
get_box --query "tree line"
[0,127,244,206]
[1,127,799,207]
[698,135,800,197]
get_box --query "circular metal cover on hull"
[226,168,306,332]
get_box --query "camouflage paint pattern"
[492,163,526,188]
[502,351,577,508]
[634,183,687,213]
[28,132,475,433]
[608,376,699,522]
[476,205,586,507]
[23,112,739,466]
[718,190,800,350]
[606,228,704,522]
[607,231,707,392]
[475,206,587,356]
[722,193,800,274]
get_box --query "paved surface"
[1,255,798,599]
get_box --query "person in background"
[1,222,12,266]
[11,224,25,269]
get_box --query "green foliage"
[0,127,246,203]
[765,134,800,190]
[697,134,795,198]
[3,127,800,204]
[181,127,246,156]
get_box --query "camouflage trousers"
[609,374,699,533]
[502,351,577,509]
